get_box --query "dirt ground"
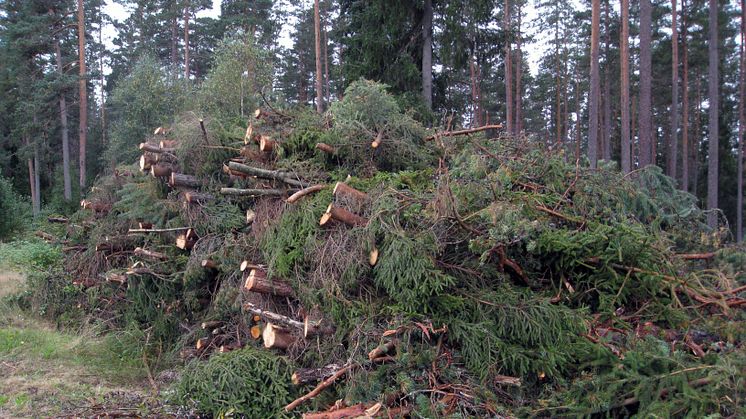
[0,270,181,418]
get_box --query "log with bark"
[219,343,243,353]
[244,123,255,145]
[176,229,198,250]
[223,164,249,179]
[243,269,294,297]
[369,247,379,266]
[239,261,263,272]
[159,139,178,149]
[220,188,290,197]
[250,325,262,340]
[227,161,307,188]
[242,302,304,331]
[259,136,276,152]
[368,341,396,360]
[199,118,209,144]
[292,363,343,385]
[333,182,368,202]
[424,124,503,141]
[134,246,169,261]
[35,231,56,242]
[150,163,173,178]
[139,142,175,154]
[155,152,178,164]
[128,226,190,234]
[126,266,156,276]
[184,191,215,204]
[371,131,383,149]
[286,185,325,204]
[319,204,368,227]
[138,222,153,230]
[246,209,256,224]
[263,323,295,349]
[315,143,336,154]
[80,199,111,213]
[105,273,127,285]
[95,237,136,253]
[201,320,224,330]
[139,154,157,172]
[303,312,335,338]
[201,259,219,270]
[169,173,201,188]
[284,364,355,412]
[302,403,411,419]
[47,216,69,224]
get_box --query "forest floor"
[0,270,171,418]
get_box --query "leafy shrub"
[0,176,30,240]
[175,346,297,417]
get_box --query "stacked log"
[169,173,200,188]
[262,323,294,349]
[242,269,294,297]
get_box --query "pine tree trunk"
[693,73,702,197]
[25,136,38,217]
[171,15,178,69]
[98,3,106,146]
[682,0,690,191]
[706,0,719,228]
[669,0,680,179]
[470,53,479,127]
[639,0,653,167]
[575,76,582,162]
[602,0,612,161]
[33,145,41,215]
[54,38,72,201]
[514,3,523,133]
[77,0,87,189]
[422,0,433,110]
[184,1,190,79]
[504,0,513,134]
[589,0,601,168]
[314,0,324,113]
[621,0,631,173]
[555,14,562,146]
[323,4,330,104]
[738,0,745,242]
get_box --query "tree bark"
[227,161,307,187]
[504,0,513,134]
[287,185,325,204]
[620,0,631,173]
[314,0,324,113]
[220,188,290,197]
[54,37,72,201]
[669,0,680,180]
[738,0,745,242]
[707,0,719,228]
[183,0,190,79]
[639,0,653,167]
[602,0,612,161]
[263,323,295,349]
[134,247,168,261]
[150,163,173,178]
[422,0,433,110]
[139,142,175,154]
[25,136,37,217]
[184,191,214,204]
[319,204,368,227]
[589,0,601,168]
[514,3,523,133]
[682,0,690,190]
[333,182,368,202]
[77,0,87,189]
[33,144,41,215]
[242,302,305,331]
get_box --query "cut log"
[287,185,325,204]
[73,278,98,288]
[250,325,262,340]
[155,152,178,164]
[95,237,136,253]
[47,216,69,224]
[252,315,261,323]
[425,124,504,141]
[254,108,265,119]
[196,337,211,351]
[126,267,155,276]
[369,247,379,266]
[239,261,262,272]
[303,313,335,338]
[284,364,355,412]
[139,154,156,172]
[301,403,411,419]
[333,182,369,202]
[105,273,127,284]
[223,164,249,178]
[184,191,214,204]
[263,323,295,349]
[368,341,396,360]
[292,364,343,385]
[35,231,56,242]
[244,123,254,145]
[228,162,307,188]
[138,222,153,230]
[169,173,201,188]
[315,143,336,154]
[199,118,209,144]
[201,320,224,330]
[153,126,164,136]
[201,259,219,270]
[371,131,383,149]
[150,163,173,178]
[242,302,304,331]
[219,344,243,353]
[243,269,294,297]
[246,209,256,224]
[139,142,175,154]
[128,226,190,234]
[159,139,177,149]
[134,246,168,261]
[259,136,276,152]
[319,204,368,227]
[80,199,111,213]
[176,231,198,250]
[220,188,290,197]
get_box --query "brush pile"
[41,80,744,417]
